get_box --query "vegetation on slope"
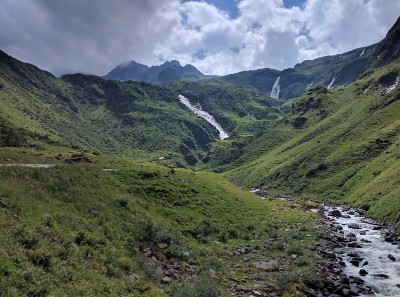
[224,61,400,222]
[0,141,317,296]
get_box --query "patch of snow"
[270,76,281,99]
[178,95,229,140]
[360,49,365,56]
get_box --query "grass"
[0,142,318,296]
[223,61,400,222]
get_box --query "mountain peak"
[104,59,204,83]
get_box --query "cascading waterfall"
[178,95,229,140]
[360,48,365,56]
[327,77,336,89]
[270,76,281,99]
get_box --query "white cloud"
[0,0,398,76]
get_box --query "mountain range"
[104,25,398,101]
[104,60,207,83]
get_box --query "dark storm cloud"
[0,0,175,76]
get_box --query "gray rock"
[329,209,342,217]
[348,223,361,229]
[372,273,389,279]
[254,259,279,271]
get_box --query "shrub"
[360,203,370,211]
[116,199,128,208]
[168,282,195,297]
[295,256,309,267]
[286,242,303,256]
[292,116,307,128]
[276,271,300,292]
[194,273,219,297]
[191,219,219,243]
[137,219,179,245]
[273,240,286,251]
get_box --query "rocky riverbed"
[310,206,400,297]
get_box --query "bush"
[292,116,307,128]
[194,273,219,297]
[137,219,179,245]
[360,203,370,211]
[168,281,196,297]
[191,219,219,243]
[116,199,128,208]
[276,271,300,292]
[286,242,304,256]
[295,256,309,267]
[273,240,286,251]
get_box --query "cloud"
[0,0,398,76]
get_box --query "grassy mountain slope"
[224,60,400,222]
[0,141,317,296]
[0,51,214,165]
[1,50,282,166]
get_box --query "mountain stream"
[325,206,400,296]
[178,95,229,140]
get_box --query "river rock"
[346,232,356,238]
[329,209,342,217]
[349,276,365,284]
[348,223,362,229]
[388,254,396,261]
[359,269,368,276]
[350,258,362,267]
[254,259,279,271]
[162,276,172,283]
[347,242,362,248]
[372,273,389,279]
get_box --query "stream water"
[0,164,55,168]
[325,206,400,296]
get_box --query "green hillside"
[224,60,400,222]
[0,143,317,296]
[0,50,282,167]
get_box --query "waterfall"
[270,76,281,99]
[360,48,365,56]
[327,77,336,89]
[178,95,229,140]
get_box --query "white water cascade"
[327,77,336,89]
[360,49,365,56]
[178,95,229,140]
[270,76,281,99]
[325,206,400,296]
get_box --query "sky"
[0,0,399,76]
